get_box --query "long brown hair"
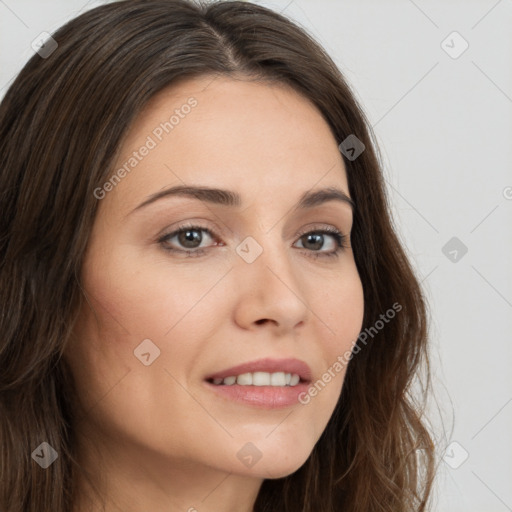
[0,1,436,510]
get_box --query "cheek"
[74,248,228,389]
[321,263,365,351]
[294,265,364,431]
[82,249,220,339]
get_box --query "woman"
[0,1,436,510]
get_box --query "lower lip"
[204,381,310,409]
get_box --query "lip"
[204,381,310,409]
[204,357,312,383]
[203,358,312,409]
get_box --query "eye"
[158,223,219,257]
[293,226,349,259]
[157,223,349,259]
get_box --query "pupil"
[305,233,323,250]
[179,229,201,248]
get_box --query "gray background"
[1,1,511,511]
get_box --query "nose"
[232,236,310,335]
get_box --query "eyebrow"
[130,184,355,214]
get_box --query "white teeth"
[252,372,269,386]
[237,373,253,385]
[270,372,286,386]
[212,372,302,387]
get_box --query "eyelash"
[157,222,349,260]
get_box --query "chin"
[231,445,314,480]
[249,458,311,480]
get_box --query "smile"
[208,371,301,387]
[203,358,312,408]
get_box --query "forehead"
[106,75,350,214]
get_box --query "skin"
[65,75,365,512]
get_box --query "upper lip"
[205,358,312,383]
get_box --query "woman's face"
[67,75,364,488]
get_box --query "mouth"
[203,358,312,409]
[206,372,305,387]
[204,357,312,385]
